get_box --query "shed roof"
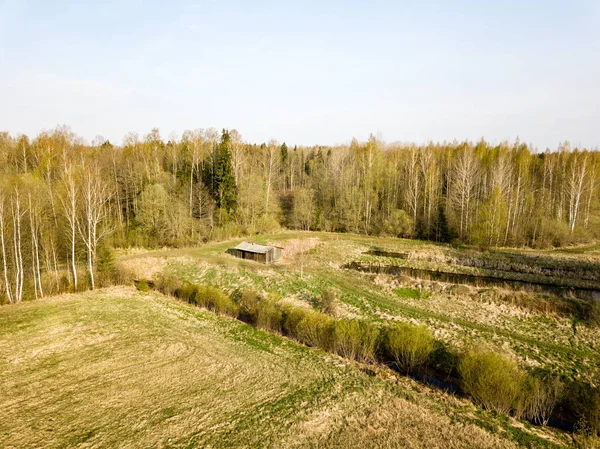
[233,242,274,254]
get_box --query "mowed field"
[0,287,528,449]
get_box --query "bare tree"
[10,186,25,302]
[262,140,280,218]
[28,191,43,299]
[567,151,589,232]
[0,192,13,303]
[450,147,479,240]
[77,162,112,290]
[59,163,79,290]
[404,147,421,233]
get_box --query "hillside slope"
[0,287,527,449]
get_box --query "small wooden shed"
[231,242,283,264]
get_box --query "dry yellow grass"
[0,287,544,448]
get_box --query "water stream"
[345,261,600,301]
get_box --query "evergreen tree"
[214,129,237,213]
[434,205,451,243]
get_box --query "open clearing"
[118,232,600,385]
[2,231,597,448]
[0,286,533,449]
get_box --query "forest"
[0,126,599,303]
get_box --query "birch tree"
[0,191,13,303]
[59,164,79,290]
[77,162,112,290]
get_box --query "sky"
[0,0,599,150]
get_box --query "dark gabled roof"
[233,242,274,254]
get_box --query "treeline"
[150,276,600,440]
[1,126,599,302]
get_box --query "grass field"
[0,287,549,449]
[117,232,600,385]
[2,231,598,448]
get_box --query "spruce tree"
[215,129,237,213]
[434,205,451,243]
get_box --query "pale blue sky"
[1,0,599,149]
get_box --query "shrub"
[383,322,435,374]
[114,261,137,285]
[237,289,262,323]
[541,218,572,248]
[282,305,308,338]
[210,291,239,317]
[296,311,333,349]
[175,283,197,303]
[256,300,283,333]
[196,285,238,317]
[518,374,563,426]
[458,349,524,415]
[254,215,281,234]
[96,246,116,286]
[154,271,182,296]
[567,381,600,436]
[330,319,379,363]
[380,209,413,238]
[59,274,70,293]
[173,283,238,317]
[429,340,460,378]
[584,300,600,327]
[319,287,337,315]
[136,279,150,292]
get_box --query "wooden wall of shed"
[235,250,267,263]
[232,249,282,264]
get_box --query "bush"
[96,246,116,287]
[567,381,600,436]
[175,283,197,303]
[383,322,435,374]
[296,310,333,349]
[237,289,262,323]
[330,319,379,363]
[114,261,137,285]
[429,341,460,378]
[518,374,563,426]
[458,349,524,415]
[380,209,414,238]
[319,287,337,315]
[175,283,238,317]
[195,285,238,317]
[254,215,281,234]
[154,271,182,296]
[282,305,308,338]
[583,300,600,327]
[256,300,283,333]
[136,279,150,292]
[546,218,574,247]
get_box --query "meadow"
[1,287,535,449]
[118,232,600,386]
[2,232,599,448]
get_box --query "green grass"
[394,287,424,299]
